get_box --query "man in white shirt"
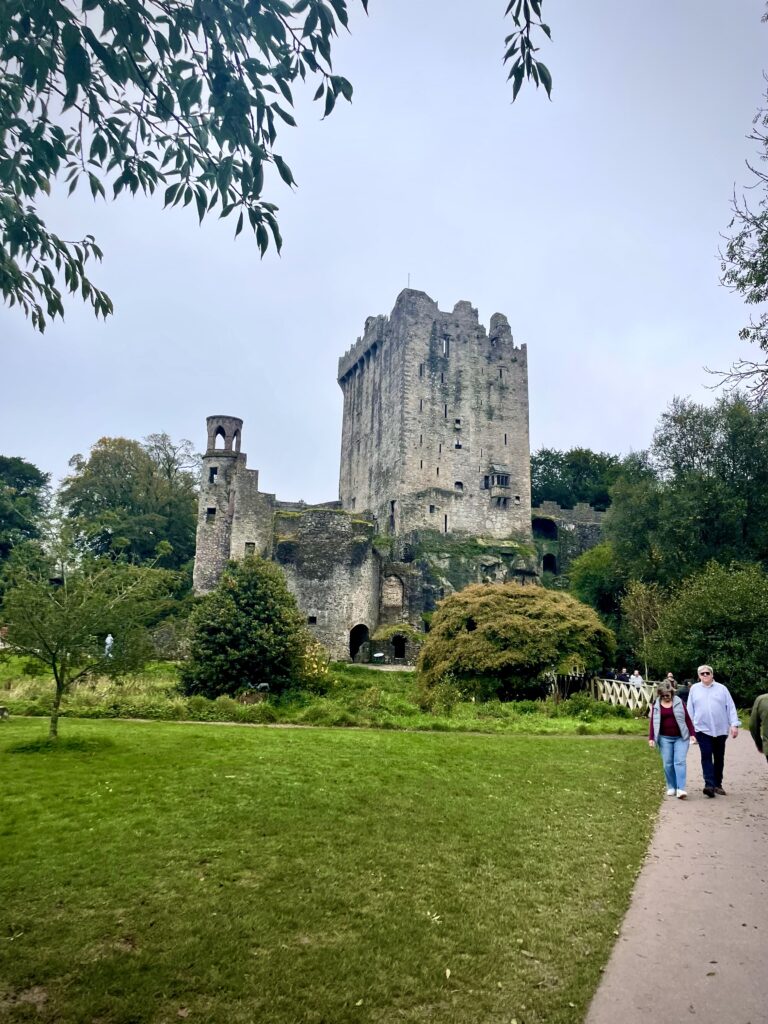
[687,664,740,797]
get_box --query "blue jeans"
[658,735,689,791]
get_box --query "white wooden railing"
[591,678,658,713]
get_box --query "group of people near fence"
[647,664,768,799]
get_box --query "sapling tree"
[1,537,173,737]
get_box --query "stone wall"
[532,501,605,575]
[274,508,379,661]
[338,290,532,541]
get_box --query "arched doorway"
[349,623,369,661]
[392,634,406,660]
[532,517,558,541]
[543,553,558,574]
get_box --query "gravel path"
[585,732,768,1024]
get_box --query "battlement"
[338,289,525,383]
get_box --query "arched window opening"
[543,553,558,575]
[392,634,406,660]
[349,624,369,660]
[232,429,241,452]
[532,517,558,541]
[454,481,464,491]
[214,426,226,449]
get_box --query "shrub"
[181,556,310,699]
[421,678,463,717]
[418,582,615,699]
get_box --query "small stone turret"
[204,415,243,454]
[193,415,250,592]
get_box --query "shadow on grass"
[6,735,117,755]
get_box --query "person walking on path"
[648,680,696,799]
[674,678,692,704]
[687,665,739,797]
[630,669,644,687]
[749,692,768,766]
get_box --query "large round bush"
[181,556,309,698]
[417,582,615,699]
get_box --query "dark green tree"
[180,555,310,698]
[58,434,197,568]
[417,582,615,700]
[1,0,550,330]
[1,536,173,737]
[568,541,625,619]
[650,562,768,705]
[0,455,49,564]
[606,396,768,584]
[531,447,622,510]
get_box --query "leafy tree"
[649,562,768,705]
[0,455,49,564]
[1,536,173,737]
[605,396,768,584]
[180,555,310,698]
[620,579,664,679]
[417,582,615,700]
[1,0,551,331]
[531,447,622,510]
[58,434,197,567]
[568,541,625,619]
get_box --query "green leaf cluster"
[503,0,552,99]
[417,582,615,699]
[1,0,366,329]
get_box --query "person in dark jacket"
[649,680,697,799]
[675,679,692,705]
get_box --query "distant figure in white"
[630,669,644,687]
[104,633,114,658]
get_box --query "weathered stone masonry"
[192,290,603,661]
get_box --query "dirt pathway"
[585,732,768,1024]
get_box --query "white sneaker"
[677,790,687,799]
[666,788,676,796]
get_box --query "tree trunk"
[49,669,65,740]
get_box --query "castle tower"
[337,289,532,540]
[192,415,249,592]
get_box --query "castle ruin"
[192,290,600,661]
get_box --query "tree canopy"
[1,0,551,331]
[418,582,615,700]
[0,455,49,564]
[531,447,622,510]
[604,395,768,585]
[58,434,198,568]
[649,562,768,705]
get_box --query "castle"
[192,290,603,662]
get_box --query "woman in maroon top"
[649,680,697,799]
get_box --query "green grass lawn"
[1,717,660,1024]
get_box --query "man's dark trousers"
[697,732,727,788]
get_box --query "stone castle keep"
[192,289,603,661]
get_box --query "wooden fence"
[590,677,658,713]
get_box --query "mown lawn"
[1,718,659,1024]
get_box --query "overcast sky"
[1,0,766,503]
